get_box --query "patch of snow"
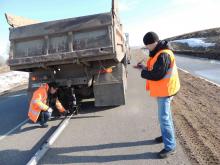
[0,71,29,93]
[171,38,215,48]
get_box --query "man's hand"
[47,107,53,113]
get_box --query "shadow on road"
[0,86,27,97]
[41,139,159,164]
[78,100,120,114]
[16,124,41,133]
[0,126,57,165]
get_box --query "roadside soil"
[173,70,220,165]
[0,65,10,74]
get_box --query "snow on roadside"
[0,71,29,93]
[171,38,216,48]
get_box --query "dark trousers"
[38,111,52,125]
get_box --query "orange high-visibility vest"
[146,49,180,97]
[28,83,65,123]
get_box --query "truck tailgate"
[8,13,115,69]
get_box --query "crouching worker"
[28,82,66,128]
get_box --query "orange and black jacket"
[141,40,171,80]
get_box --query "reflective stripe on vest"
[28,108,40,123]
[32,99,48,110]
[161,64,178,79]
[28,84,49,122]
[28,83,65,123]
[162,68,173,79]
[146,49,180,97]
[29,108,40,116]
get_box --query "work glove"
[47,107,53,113]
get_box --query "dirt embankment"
[168,27,220,60]
[167,27,220,41]
[173,70,220,165]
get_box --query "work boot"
[74,107,79,115]
[158,148,176,158]
[155,136,163,143]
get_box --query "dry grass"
[0,65,10,74]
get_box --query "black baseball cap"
[48,82,58,89]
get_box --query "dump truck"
[5,0,129,110]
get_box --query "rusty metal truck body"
[6,1,128,107]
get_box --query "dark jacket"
[141,40,172,81]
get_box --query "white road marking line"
[178,67,220,87]
[197,76,220,87]
[8,93,27,97]
[178,67,189,74]
[27,114,74,165]
[0,118,29,141]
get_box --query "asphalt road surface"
[39,63,191,165]
[175,54,220,85]
[0,89,65,165]
[0,63,191,165]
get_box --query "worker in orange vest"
[28,82,66,127]
[137,32,180,158]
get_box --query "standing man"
[28,82,66,127]
[138,32,180,158]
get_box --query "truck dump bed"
[8,12,125,70]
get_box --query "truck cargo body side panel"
[8,12,116,70]
[9,13,112,40]
[15,38,45,57]
[9,26,114,70]
[12,28,111,58]
[73,28,111,50]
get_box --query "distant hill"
[167,27,220,60]
[166,27,220,41]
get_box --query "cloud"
[124,0,220,46]
[170,0,220,6]
[118,0,142,11]
[170,0,202,6]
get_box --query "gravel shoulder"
[173,70,220,165]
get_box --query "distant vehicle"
[5,0,129,111]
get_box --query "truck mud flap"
[93,63,126,106]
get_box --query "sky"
[1,0,220,59]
